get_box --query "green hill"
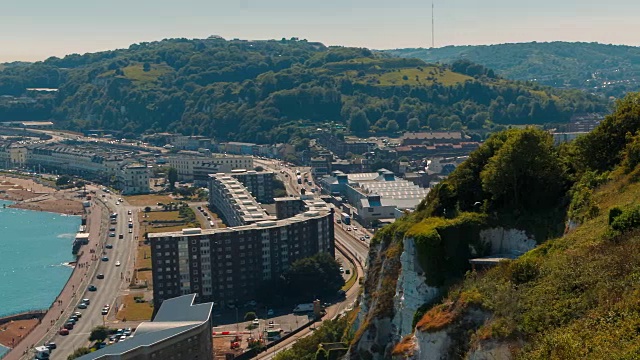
[0,38,607,142]
[386,42,640,98]
[348,92,640,359]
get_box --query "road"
[49,193,139,360]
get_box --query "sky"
[1,0,639,62]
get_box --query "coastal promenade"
[4,193,106,360]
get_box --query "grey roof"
[77,294,212,360]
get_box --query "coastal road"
[49,193,139,360]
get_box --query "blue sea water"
[0,200,79,318]
[0,344,8,358]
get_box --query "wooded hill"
[0,38,607,143]
[386,41,640,98]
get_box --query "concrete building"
[118,164,151,195]
[77,294,213,360]
[166,153,254,184]
[208,174,275,227]
[221,142,258,155]
[150,196,334,308]
[318,170,430,226]
[229,169,275,204]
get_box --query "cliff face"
[352,224,536,360]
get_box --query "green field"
[122,63,172,85]
[348,66,472,87]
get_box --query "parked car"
[73,312,82,318]
[101,256,109,261]
[105,244,113,249]
[82,298,90,305]
[88,284,97,291]
[64,322,74,330]
[45,342,57,350]
[127,210,132,215]
[77,303,87,309]
[129,228,133,233]
[96,274,104,279]
[252,319,260,325]
[101,308,109,315]
[115,261,121,266]
[58,328,69,336]
[109,232,115,237]
[67,318,76,325]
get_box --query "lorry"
[341,213,351,225]
[293,303,314,313]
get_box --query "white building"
[166,153,254,183]
[118,164,151,195]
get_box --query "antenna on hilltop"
[431,1,435,48]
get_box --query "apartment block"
[208,174,275,227]
[150,209,334,309]
[229,169,275,204]
[118,164,151,195]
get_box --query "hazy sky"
[2,0,639,62]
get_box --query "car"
[109,232,115,237]
[128,223,133,228]
[129,228,132,233]
[77,303,87,309]
[115,201,120,205]
[101,256,109,261]
[365,235,370,239]
[69,315,79,321]
[336,219,341,224]
[267,309,274,317]
[67,318,76,325]
[353,227,358,231]
[109,335,117,342]
[360,236,366,241]
[105,244,113,249]
[346,269,351,274]
[45,342,57,350]
[116,328,124,335]
[119,198,123,202]
[82,298,91,305]
[73,312,82,318]
[101,308,109,315]
[123,329,132,336]
[127,210,132,215]
[252,319,260,325]
[109,226,116,231]
[119,335,127,342]
[64,322,74,330]
[346,227,351,231]
[58,328,69,336]
[96,273,104,279]
[88,284,97,291]
[115,261,121,266]
[119,234,124,239]
[268,320,274,328]
[339,267,344,274]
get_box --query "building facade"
[229,169,275,204]
[166,153,254,183]
[150,209,334,308]
[118,164,152,195]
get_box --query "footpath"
[5,199,106,360]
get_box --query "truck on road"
[341,213,351,225]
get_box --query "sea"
[0,200,79,319]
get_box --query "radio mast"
[431,1,435,48]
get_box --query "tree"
[56,175,71,186]
[480,128,565,210]
[349,109,369,134]
[67,347,91,360]
[142,62,151,72]
[254,166,265,172]
[285,252,344,300]
[386,120,399,132]
[167,167,178,190]
[144,206,151,212]
[89,326,110,343]
[407,117,420,131]
[244,311,257,321]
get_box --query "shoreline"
[0,175,94,356]
[0,175,84,215]
[2,186,105,360]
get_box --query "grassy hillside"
[386,41,640,98]
[0,38,607,142]
[364,92,640,359]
